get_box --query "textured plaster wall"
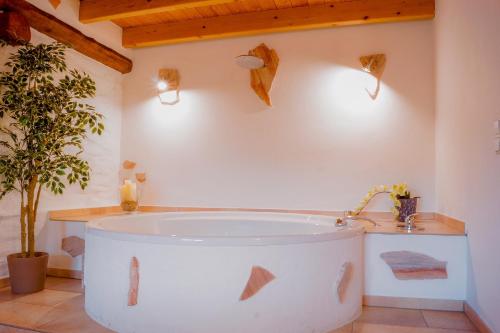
[121,21,436,213]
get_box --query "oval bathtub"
[84,211,364,333]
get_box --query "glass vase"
[120,179,138,212]
[397,197,418,222]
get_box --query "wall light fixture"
[235,43,279,107]
[157,68,180,105]
[359,54,386,100]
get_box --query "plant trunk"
[19,191,27,255]
[26,176,37,257]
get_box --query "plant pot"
[397,197,419,222]
[7,252,49,294]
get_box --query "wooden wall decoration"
[359,53,386,100]
[380,251,448,280]
[128,256,140,306]
[0,10,31,45]
[48,0,61,10]
[248,43,279,107]
[240,265,275,301]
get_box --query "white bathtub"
[84,211,364,333]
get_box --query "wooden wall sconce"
[236,43,279,107]
[157,68,180,105]
[359,54,386,100]
[0,9,31,46]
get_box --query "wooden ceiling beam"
[2,0,133,74]
[123,0,434,48]
[79,0,237,24]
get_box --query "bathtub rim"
[85,211,364,246]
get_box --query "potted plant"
[0,41,103,293]
[353,183,419,222]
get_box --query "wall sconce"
[235,43,279,107]
[157,68,180,105]
[359,54,386,100]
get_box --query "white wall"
[122,21,436,212]
[434,0,500,331]
[0,0,125,277]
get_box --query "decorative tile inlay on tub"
[61,236,85,257]
[239,266,275,301]
[335,262,353,303]
[380,251,448,280]
[128,257,140,306]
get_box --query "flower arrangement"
[353,183,415,221]
[388,183,411,216]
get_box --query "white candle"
[120,179,137,202]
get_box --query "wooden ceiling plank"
[185,7,205,19]
[210,3,234,16]
[239,0,263,12]
[273,0,293,10]
[4,0,133,73]
[307,0,324,6]
[123,0,435,48]
[194,6,219,19]
[290,0,308,7]
[79,0,237,23]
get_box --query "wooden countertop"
[48,206,466,236]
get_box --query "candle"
[120,179,137,203]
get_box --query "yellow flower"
[353,182,411,217]
[391,183,409,197]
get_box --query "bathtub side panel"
[84,232,363,333]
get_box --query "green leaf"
[0,41,103,212]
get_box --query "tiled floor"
[0,277,111,333]
[0,277,478,333]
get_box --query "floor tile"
[353,322,460,333]
[52,294,85,312]
[45,279,83,294]
[44,277,72,289]
[0,301,53,329]
[328,323,353,333]
[35,307,115,333]
[422,310,478,331]
[355,306,427,327]
[15,289,80,307]
[0,289,24,303]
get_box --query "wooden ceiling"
[79,0,434,48]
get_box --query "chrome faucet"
[336,211,378,227]
[401,213,419,231]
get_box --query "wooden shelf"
[49,206,465,236]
